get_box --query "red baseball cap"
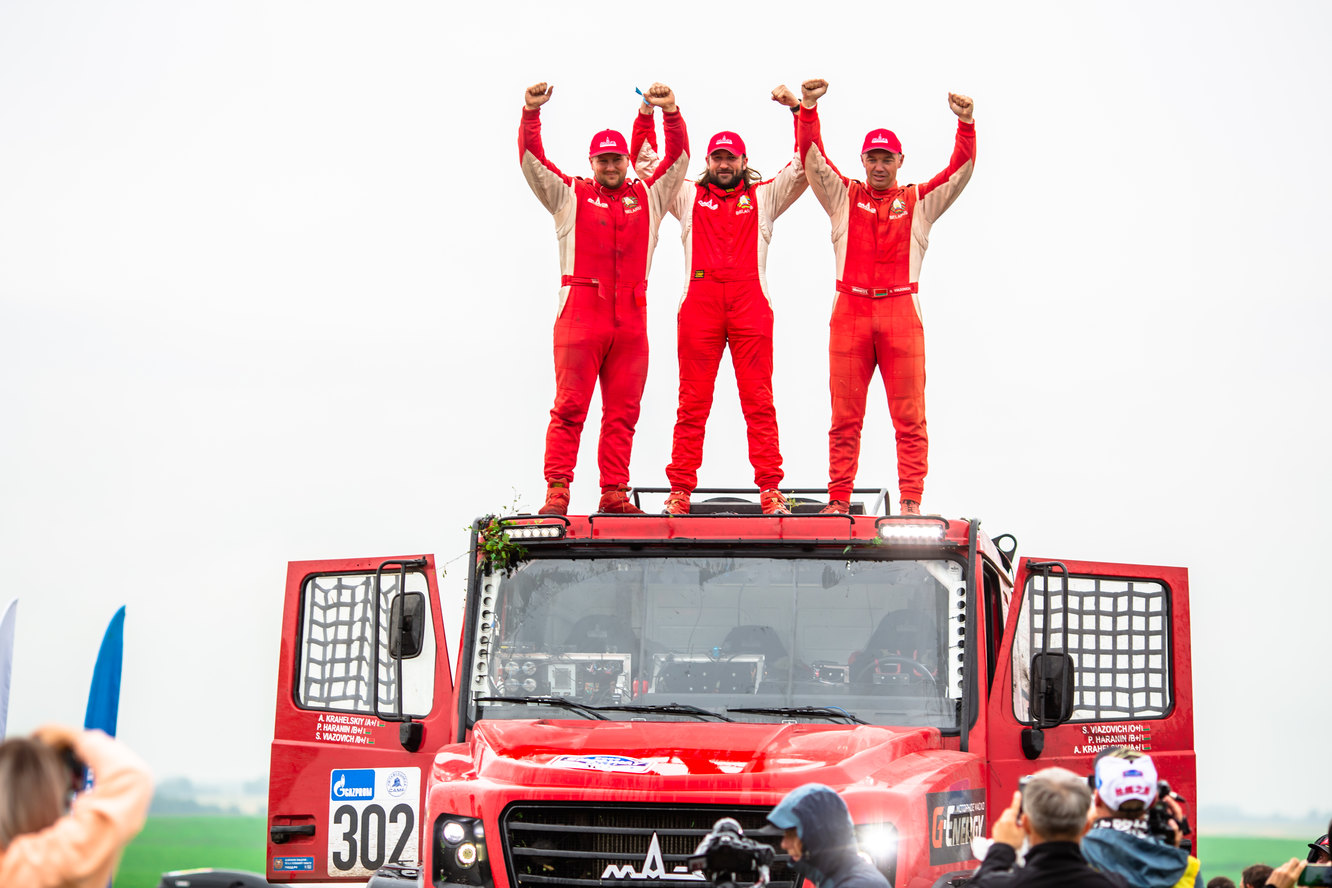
[861,128,903,155]
[588,129,629,157]
[706,131,746,157]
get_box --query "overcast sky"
[2,1,1329,818]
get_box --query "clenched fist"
[948,92,974,122]
[525,82,554,111]
[642,82,677,113]
[771,84,798,108]
[801,78,829,108]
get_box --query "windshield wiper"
[593,702,735,722]
[473,696,610,720]
[727,706,867,725]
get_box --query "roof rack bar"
[632,486,887,496]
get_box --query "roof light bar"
[877,522,947,543]
[504,524,566,540]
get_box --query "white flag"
[0,599,16,737]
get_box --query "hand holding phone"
[1297,864,1332,887]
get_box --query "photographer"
[0,724,153,887]
[968,768,1127,887]
[1080,748,1201,888]
[767,783,890,888]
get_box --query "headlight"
[855,822,898,883]
[433,814,492,887]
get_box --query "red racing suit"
[797,104,975,504]
[631,112,807,493]
[519,107,689,491]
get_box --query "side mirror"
[1020,652,1075,760]
[1030,651,1075,725]
[389,592,426,659]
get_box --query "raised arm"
[917,92,977,224]
[795,78,849,219]
[518,81,573,216]
[759,83,808,220]
[630,101,660,181]
[641,82,690,219]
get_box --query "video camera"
[688,818,775,888]
[1146,780,1192,853]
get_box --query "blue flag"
[84,606,125,737]
[0,599,16,737]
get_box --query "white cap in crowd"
[1093,748,1158,812]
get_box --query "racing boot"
[597,484,644,514]
[663,489,692,515]
[899,499,921,515]
[538,482,570,516]
[760,489,791,515]
[819,499,850,514]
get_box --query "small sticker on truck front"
[552,754,652,773]
[327,767,420,878]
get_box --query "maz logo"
[600,833,705,881]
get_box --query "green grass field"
[116,816,266,888]
[1197,836,1317,884]
[114,817,1313,887]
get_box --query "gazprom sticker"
[552,754,652,773]
[272,857,314,872]
[330,769,376,801]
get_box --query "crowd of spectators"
[966,747,1330,888]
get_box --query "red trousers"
[544,281,648,490]
[666,277,782,492]
[828,291,926,503]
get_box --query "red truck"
[266,489,1194,887]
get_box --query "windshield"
[471,556,966,730]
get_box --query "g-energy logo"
[330,769,376,801]
[926,789,986,865]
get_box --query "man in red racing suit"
[796,78,975,516]
[519,81,690,515]
[631,85,809,516]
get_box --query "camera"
[688,818,775,888]
[60,746,88,793]
[1146,780,1192,853]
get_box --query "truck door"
[267,556,455,883]
[985,558,1194,817]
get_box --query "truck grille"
[500,803,797,888]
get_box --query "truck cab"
[267,493,1194,887]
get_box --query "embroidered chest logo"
[698,198,719,210]
[586,196,608,208]
[622,193,642,214]
[889,197,907,219]
[736,195,753,211]
[857,201,876,213]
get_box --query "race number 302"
[327,767,420,877]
